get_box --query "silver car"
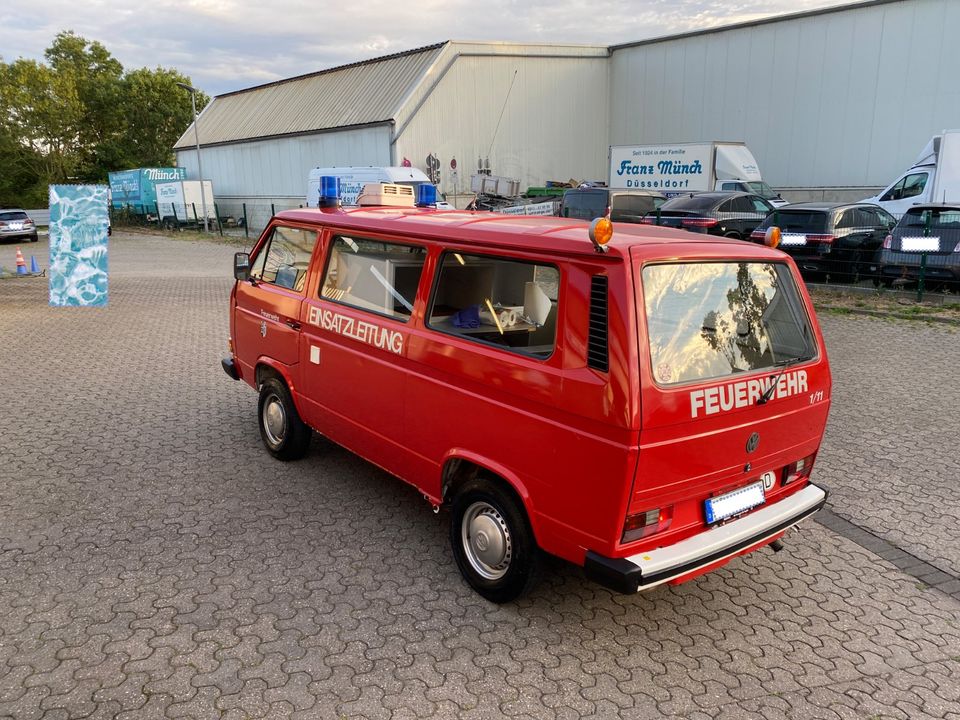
[0,209,38,243]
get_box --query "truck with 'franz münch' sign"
[609,142,786,207]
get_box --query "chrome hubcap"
[262,395,286,446]
[462,502,512,580]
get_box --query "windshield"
[661,195,720,212]
[900,208,960,229]
[643,262,816,386]
[610,194,664,221]
[747,181,777,199]
[758,211,827,233]
[562,190,607,220]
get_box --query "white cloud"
[0,0,851,94]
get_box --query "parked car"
[0,209,38,243]
[875,204,960,290]
[641,192,775,239]
[560,188,666,223]
[750,203,897,282]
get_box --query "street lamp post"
[176,82,209,232]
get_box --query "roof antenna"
[486,69,519,162]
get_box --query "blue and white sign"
[49,184,109,307]
[610,144,714,192]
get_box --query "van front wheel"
[450,480,539,603]
[258,376,311,460]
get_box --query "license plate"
[8,223,23,230]
[781,234,806,246]
[901,236,940,252]
[705,481,766,524]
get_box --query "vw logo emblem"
[746,432,760,453]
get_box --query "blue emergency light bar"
[416,183,438,207]
[318,176,341,207]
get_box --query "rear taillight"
[806,234,835,245]
[622,506,673,543]
[782,453,817,486]
[0,222,7,228]
[24,220,34,227]
[681,218,719,229]
[640,217,657,225]
[882,234,893,250]
[749,229,765,241]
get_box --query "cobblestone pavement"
[1,235,958,719]
[816,315,960,578]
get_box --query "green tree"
[119,67,208,168]
[0,31,208,207]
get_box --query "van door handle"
[285,319,301,330]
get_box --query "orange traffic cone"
[15,247,27,275]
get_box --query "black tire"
[257,376,311,460]
[449,478,540,603]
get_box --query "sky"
[2,0,853,96]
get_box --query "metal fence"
[105,201,956,301]
[641,209,958,300]
[109,201,309,241]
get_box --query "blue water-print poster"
[49,184,109,307]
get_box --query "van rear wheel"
[449,479,539,603]
[257,376,311,460]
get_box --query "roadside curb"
[815,305,960,326]
[814,506,960,602]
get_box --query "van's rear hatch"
[624,251,831,556]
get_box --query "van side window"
[899,172,928,199]
[881,172,928,202]
[320,236,426,321]
[427,252,559,358]
[250,226,317,292]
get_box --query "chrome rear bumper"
[584,483,827,594]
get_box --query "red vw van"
[222,184,830,602]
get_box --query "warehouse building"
[174,0,959,218]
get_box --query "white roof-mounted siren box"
[357,183,416,208]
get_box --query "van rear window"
[642,262,815,386]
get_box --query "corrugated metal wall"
[610,0,960,190]
[175,125,392,199]
[395,45,610,194]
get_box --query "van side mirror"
[234,252,251,281]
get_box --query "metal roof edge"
[387,42,454,127]
[172,120,394,152]
[609,0,911,52]
[445,40,609,56]
[173,93,218,152]
[212,41,449,99]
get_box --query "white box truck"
[609,142,786,206]
[156,180,215,224]
[306,166,441,207]
[863,130,960,215]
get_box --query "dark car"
[750,202,897,282]
[560,188,666,223]
[641,192,774,239]
[875,204,960,290]
[0,209,38,243]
